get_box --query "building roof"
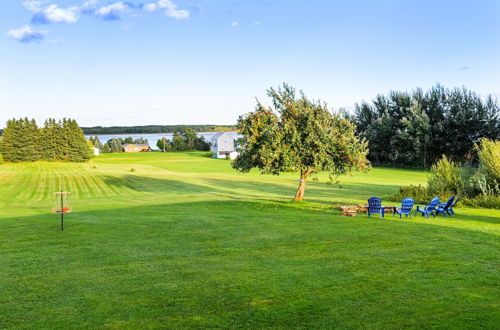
[211,132,230,141]
[123,144,149,148]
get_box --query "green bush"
[464,194,500,209]
[391,184,432,204]
[0,153,4,165]
[427,156,463,196]
[474,138,500,196]
[394,140,500,209]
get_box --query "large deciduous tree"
[233,83,370,201]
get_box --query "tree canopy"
[0,118,93,162]
[233,83,370,201]
[355,85,500,167]
[156,128,210,152]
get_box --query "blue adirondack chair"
[415,197,440,218]
[435,195,455,216]
[393,197,415,219]
[446,196,460,215]
[367,197,385,218]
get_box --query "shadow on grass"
[1,199,498,329]
[0,199,497,238]
[201,178,403,201]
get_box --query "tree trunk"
[294,168,313,201]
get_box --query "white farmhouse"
[211,132,235,158]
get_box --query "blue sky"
[1,0,499,127]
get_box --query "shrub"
[391,184,432,204]
[464,194,500,209]
[394,141,500,209]
[0,153,4,165]
[475,138,500,189]
[427,156,463,196]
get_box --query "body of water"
[86,132,242,150]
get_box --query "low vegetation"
[0,152,498,328]
[394,138,500,208]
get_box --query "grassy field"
[0,152,498,329]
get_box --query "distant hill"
[81,125,237,135]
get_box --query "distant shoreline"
[82,124,237,135]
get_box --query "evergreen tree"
[1,117,93,162]
[0,118,40,162]
[101,143,111,153]
[62,119,93,162]
[89,136,104,150]
[105,138,124,152]
[124,136,134,144]
[40,119,64,161]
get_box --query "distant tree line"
[81,125,236,135]
[355,85,500,167]
[156,128,210,152]
[89,136,149,153]
[0,118,93,162]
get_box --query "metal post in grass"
[53,190,71,231]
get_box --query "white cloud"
[232,21,239,27]
[145,0,189,20]
[254,21,261,26]
[95,2,129,20]
[80,0,99,13]
[22,1,43,12]
[30,4,80,24]
[7,25,47,43]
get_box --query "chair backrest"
[427,197,440,210]
[444,195,455,209]
[400,197,414,213]
[368,197,382,212]
[453,196,461,206]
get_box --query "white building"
[211,132,235,159]
[93,147,100,156]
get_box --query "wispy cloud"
[29,4,80,24]
[145,0,189,20]
[22,1,43,11]
[459,66,470,70]
[80,0,99,14]
[253,21,261,26]
[7,25,47,43]
[94,2,130,21]
[231,21,239,27]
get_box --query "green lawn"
[0,152,498,329]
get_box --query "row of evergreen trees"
[354,85,500,167]
[89,136,149,153]
[0,118,93,162]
